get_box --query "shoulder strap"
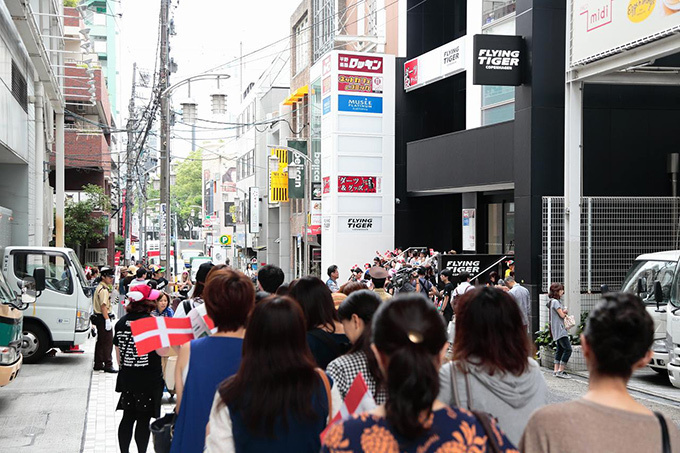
[655,412,671,453]
[471,410,502,453]
[182,299,192,315]
[309,328,342,357]
[449,361,472,410]
[316,368,333,425]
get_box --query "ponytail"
[372,294,448,440]
[384,344,440,439]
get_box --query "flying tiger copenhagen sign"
[473,34,524,86]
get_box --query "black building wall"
[513,0,566,332]
[583,84,680,196]
[407,0,466,59]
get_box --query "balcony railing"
[482,1,516,25]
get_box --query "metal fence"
[542,197,680,292]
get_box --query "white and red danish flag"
[320,372,376,442]
[130,306,217,356]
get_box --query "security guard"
[369,266,392,302]
[92,267,117,373]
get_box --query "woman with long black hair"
[322,294,518,453]
[326,289,386,404]
[206,296,332,452]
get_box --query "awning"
[283,85,309,105]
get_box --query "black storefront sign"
[437,254,511,283]
[473,34,524,86]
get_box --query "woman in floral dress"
[322,294,519,453]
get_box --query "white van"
[620,251,677,373]
[1,247,92,363]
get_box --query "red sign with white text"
[404,59,418,88]
[323,177,330,194]
[338,176,379,193]
[338,54,383,74]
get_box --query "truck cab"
[2,247,92,363]
[620,251,678,373]
[0,264,44,386]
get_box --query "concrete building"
[0,1,67,247]
[228,54,289,276]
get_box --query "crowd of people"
[88,251,680,452]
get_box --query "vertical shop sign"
[287,140,308,199]
[249,187,259,233]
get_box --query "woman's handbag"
[150,412,176,453]
[317,368,333,425]
[564,314,576,330]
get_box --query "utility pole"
[125,63,137,266]
[159,0,171,279]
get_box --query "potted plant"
[535,323,555,368]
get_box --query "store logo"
[347,218,374,230]
[473,35,524,87]
[404,59,418,88]
[338,54,383,74]
[627,0,655,23]
[338,95,383,114]
[580,0,613,31]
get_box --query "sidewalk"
[82,340,174,453]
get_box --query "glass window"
[482,86,515,107]
[487,204,503,254]
[295,15,310,74]
[483,103,515,125]
[482,1,516,25]
[504,202,515,253]
[623,260,676,304]
[13,252,73,295]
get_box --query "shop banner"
[322,76,331,95]
[572,0,680,67]
[323,177,330,194]
[338,53,384,73]
[338,176,381,193]
[462,209,476,252]
[249,186,259,233]
[224,202,236,227]
[437,254,511,281]
[323,96,331,115]
[287,140,308,199]
[473,34,524,86]
[404,36,465,91]
[338,74,383,94]
[338,95,383,114]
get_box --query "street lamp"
[159,72,231,279]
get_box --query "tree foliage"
[64,0,78,7]
[65,184,111,251]
[172,150,203,238]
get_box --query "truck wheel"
[21,322,49,364]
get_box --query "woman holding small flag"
[113,283,165,453]
[170,268,254,453]
[322,294,519,453]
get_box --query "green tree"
[64,0,78,7]
[65,184,112,252]
[172,150,203,238]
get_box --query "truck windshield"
[68,251,89,295]
[622,260,675,305]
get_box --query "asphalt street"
[0,348,92,452]
[1,341,680,452]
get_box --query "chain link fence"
[542,197,680,293]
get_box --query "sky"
[118,0,300,159]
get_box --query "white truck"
[1,247,92,363]
[619,251,676,374]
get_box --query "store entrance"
[482,192,515,255]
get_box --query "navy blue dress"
[170,336,243,453]
[229,376,331,452]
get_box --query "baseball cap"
[195,261,215,283]
[127,284,161,302]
